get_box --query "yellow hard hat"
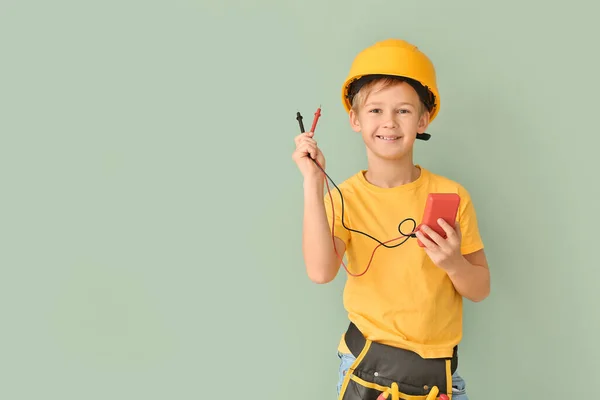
[341,39,440,123]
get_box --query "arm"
[445,249,490,302]
[302,177,346,284]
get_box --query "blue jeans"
[337,351,468,399]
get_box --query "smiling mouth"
[376,135,401,141]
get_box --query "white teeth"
[377,136,399,140]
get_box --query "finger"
[438,219,461,248]
[297,138,318,153]
[437,218,457,242]
[298,137,317,147]
[315,151,326,166]
[297,143,317,159]
[316,148,325,162]
[454,221,462,240]
[415,231,438,250]
[293,142,312,156]
[420,225,447,248]
[294,132,315,145]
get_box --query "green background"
[2,0,598,399]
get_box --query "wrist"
[303,175,324,191]
[444,256,470,277]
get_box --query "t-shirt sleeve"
[457,185,484,255]
[323,187,351,248]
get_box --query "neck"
[364,155,420,188]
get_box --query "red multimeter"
[416,193,461,247]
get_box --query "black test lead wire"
[295,110,417,251]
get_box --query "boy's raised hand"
[292,131,326,179]
[415,219,464,273]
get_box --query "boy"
[292,39,490,400]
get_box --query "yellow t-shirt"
[323,166,484,359]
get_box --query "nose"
[382,112,398,129]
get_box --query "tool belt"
[338,323,458,400]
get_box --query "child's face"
[349,81,429,162]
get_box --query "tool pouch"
[338,323,457,400]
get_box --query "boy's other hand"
[292,131,326,180]
[415,219,464,273]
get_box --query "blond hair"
[349,76,431,115]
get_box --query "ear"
[349,109,361,132]
[417,110,430,133]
